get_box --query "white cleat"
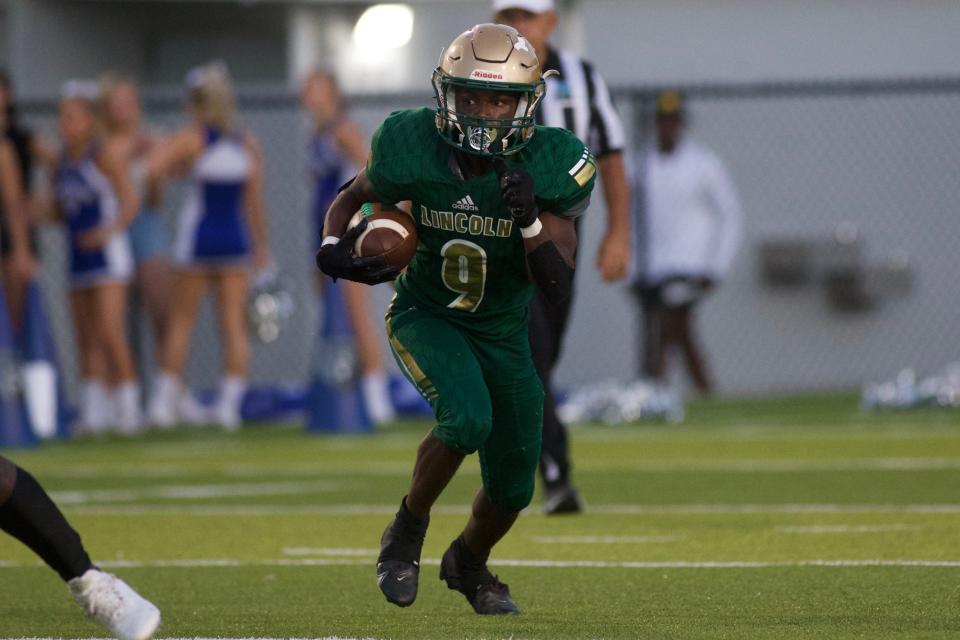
[68,569,161,640]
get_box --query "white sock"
[113,382,143,435]
[147,372,181,428]
[214,375,247,431]
[178,390,211,426]
[80,379,110,434]
[362,371,396,425]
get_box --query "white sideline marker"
[577,457,960,472]
[531,535,682,544]
[283,547,380,557]
[775,524,921,534]
[65,503,960,517]
[589,503,960,515]
[50,481,339,505]
[34,456,960,480]
[4,558,960,570]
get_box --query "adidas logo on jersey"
[452,195,479,212]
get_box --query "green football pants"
[385,300,544,512]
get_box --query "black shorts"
[638,275,709,309]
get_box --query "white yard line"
[62,502,960,517]
[775,524,921,534]
[578,457,960,472]
[283,547,380,557]
[29,457,960,480]
[221,463,412,477]
[50,481,339,505]
[3,558,960,570]
[65,504,468,516]
[589,503,960,515]
[530,535,682,544]
[572,427,960,442]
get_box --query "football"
[348,203,418,270]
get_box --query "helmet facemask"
[433,69,545,157]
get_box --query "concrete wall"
[3,0,287,96]
[581,0,960,85]
[5,0,143,97]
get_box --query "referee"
[493,0,631,515]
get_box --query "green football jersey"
[367,107,596,339]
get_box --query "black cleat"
[376,500,428,607]
[543,484,583,516]
[439,536,520,615]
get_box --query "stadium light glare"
[352,4,414,50]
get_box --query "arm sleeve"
[585,61,626,158]
[704,155,743,279]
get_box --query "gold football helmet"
[432,23,546,156]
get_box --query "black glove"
[493,158,539,228]
[315,217,400,285]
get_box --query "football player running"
[316,24,596,614]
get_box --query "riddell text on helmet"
[470,70,504,81]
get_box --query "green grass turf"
[1,393,959,639]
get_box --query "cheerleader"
[301,69,394,425]
[146,62,271,430]
[51,81,141,433]
[99,76,171,364]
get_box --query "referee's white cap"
[492,0,555,13]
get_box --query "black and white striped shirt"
[537,48,625,158]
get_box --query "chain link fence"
[19,77,960,401]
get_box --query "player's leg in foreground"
[381,302,541,613]
[438,335,543,615]
[376,306,477,607]
[0,456,160,639]
[377,431,462,607]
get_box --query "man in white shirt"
[632,91,742,393]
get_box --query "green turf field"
[2,394,959,639]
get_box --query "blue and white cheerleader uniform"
[54,148,133,289]
[308,128,353,251]
[173,127,253,268]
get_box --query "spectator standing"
[99,77,172,370]
[0,102,36,316]
[301,69,395,425]
[493,0,631,514]
[50,81,141,433]
[0,69,50,330]
[632,91,742,394]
